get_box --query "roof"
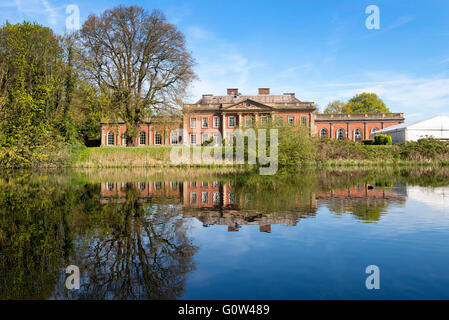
[373,115,449,134]
[184,93,315,112]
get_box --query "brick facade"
[100,88,404,146]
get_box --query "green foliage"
[346,93,391,113]
[362,139,375,145]
[398,138,449,161]
[374,134,392,145]
[324,93,391,114]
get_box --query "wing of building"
[370,115,449,143]
[100,88,405,146]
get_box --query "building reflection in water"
[100,180,406,230]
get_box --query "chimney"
[258,88,270,95]
[227,88,239,96]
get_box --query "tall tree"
[76,6,196,145]
[346,93,390,113]
[0,22,68,167]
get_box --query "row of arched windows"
[319,128,379,141]
[106,131,172,145]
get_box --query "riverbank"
[70,139,449,169]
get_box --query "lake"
[1,167,448,299]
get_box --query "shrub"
[374,134,392,145]
[362,139,375,145]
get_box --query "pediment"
[223,99,275,111]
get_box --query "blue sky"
[1,0,449,120]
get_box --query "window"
[139,131,146,145]
[201,133,209,144]
[190,181,197,187]
[320,128,329,138]
[201,117,209,128]
[107,182,114,191]
[190,192,197,204]
[245,116,252,127]
[301,116,308,126]
[228,116,236,128]
[202,192,209,204]
[170,131,178,145]
[213,192,220,205]
[202,181,208,187]
[261,116,269,124]
[337,128,345,140]
[139,182,146,190]
[190,133,197,145]
[288,116,295,125]
[170,182,178,190]
[213,133,221,145]
[190,117,196,129]
[154,182,162,190]
[213,181,220,187]
[353,128,362,141]
[229,192,235,204]
[107,132,115,146]
[213,116,220,128]
[154,132,162,145]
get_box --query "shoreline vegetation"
[67,135,449,169]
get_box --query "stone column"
[346,122,350,140]
[364,122,368,140]
[222,114,226,143]
[330,123,333,139]
[238,113,243,127]
[101,127,105,146]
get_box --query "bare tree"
[76,6,196,145]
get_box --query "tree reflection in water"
[66,183,197,300]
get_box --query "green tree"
[0,22,68,167]
[346,93,390,113]
[323,100,350,114]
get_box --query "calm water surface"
[1,168,448,299]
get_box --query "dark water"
[1,168,449,300]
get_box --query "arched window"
[353,128,362,141]
[154,132,162,145]
[107,132,115,146]
[320,128,329,138]
[337,128,345,140]
[139,131,146,145]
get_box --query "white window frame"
[201,133,209,144]
[213,116,220,128]
[337,128,345,140]
[301,116,308,126]
[107,132,115,146]
[202,192,209,204]
[244,115,252,127]
[139,131,146,145]
[320,128,329,138]
[190,117,196,129]
[190,133,197,145]
[201,117,209,129]
[288,116,295,125]
[170,130,178,145]
[154,132,162,145]
[228,116,236,128]
[354,128,362,141]
[261,116,269,124]
[213,133,220,145]
[190,192,197,204]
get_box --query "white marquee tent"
[370,115,449,143]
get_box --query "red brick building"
[100,88,404,146]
